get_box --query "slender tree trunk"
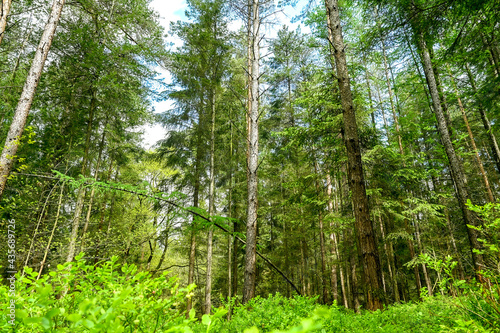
[429,50,453,138]
[205,90,217,315]
[66,90,96,263]
[465,63,500,174]
[300,233,306,295]
[444,205,465,280]
[37,183,65,279]
[363,60,376,129]
[337,170,349,308]
[314,162,328,304]
[281,173,291,297]
[325,0,384,310]
[153,225,170,275]
[413,218,433,296]
[243,0,260,304]
[102,167,119,260]
[232,212,239,297]
[448,66,494,202]
[347,229,361,312]
[0,0,66,199]
[227,121,234,309]
[416,30,484,274]
[23,184,57,274]
[378,212,400,302]
[405,218,422,296]
[93,159,113,263]
[375,83,390,138]
[0,0,12,46]
[381,38,404,154]
[481,32,500,77]
[326,174,339,304]
[80,126,107,252]
[187,134,202,316]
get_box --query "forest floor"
[1,256,496,332]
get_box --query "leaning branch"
[15,172,302,296]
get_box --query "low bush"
[0,253,195,332]
[1,253,494,332]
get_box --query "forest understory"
[0,0,499,331]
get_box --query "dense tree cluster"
[1,0,499,315]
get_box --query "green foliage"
[227,294,318,332]
[418,202,500,330]
[195,293,487,333]
[1,268,492,332]
[0,254,195,332]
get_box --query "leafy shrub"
[190,293,318,333]
[235,296,487,333]
[0,253,195,332]
[1,253,492,332]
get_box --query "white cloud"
[150,0,186,30]
[142,0,186,149]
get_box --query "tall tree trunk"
[325,0,384,310]
[243,0,260,304]
[66,90,96,263]
[315,161,328,304]
[381,37,404,154]
[363,59,376,129]
[227,120,234,307]
[205,90,217,315]
[187,128,202,316]
[0,0,12,46]
[448,66,494,202]
[416,30,484,274]
[465,63,500,174]
[326,173,339,304]
[0,0,66,199]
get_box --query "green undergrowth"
[0,254,196,332]
[0,254,495,332]
[190,294,492,333]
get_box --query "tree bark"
[324,0,384,310]
[326,173,339,304]
[416,31,484,273]
[314,161,328,304]
[205,90,217,315]
[0,0,12,46]
[0,0,65,199]
[243,0,260,304]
